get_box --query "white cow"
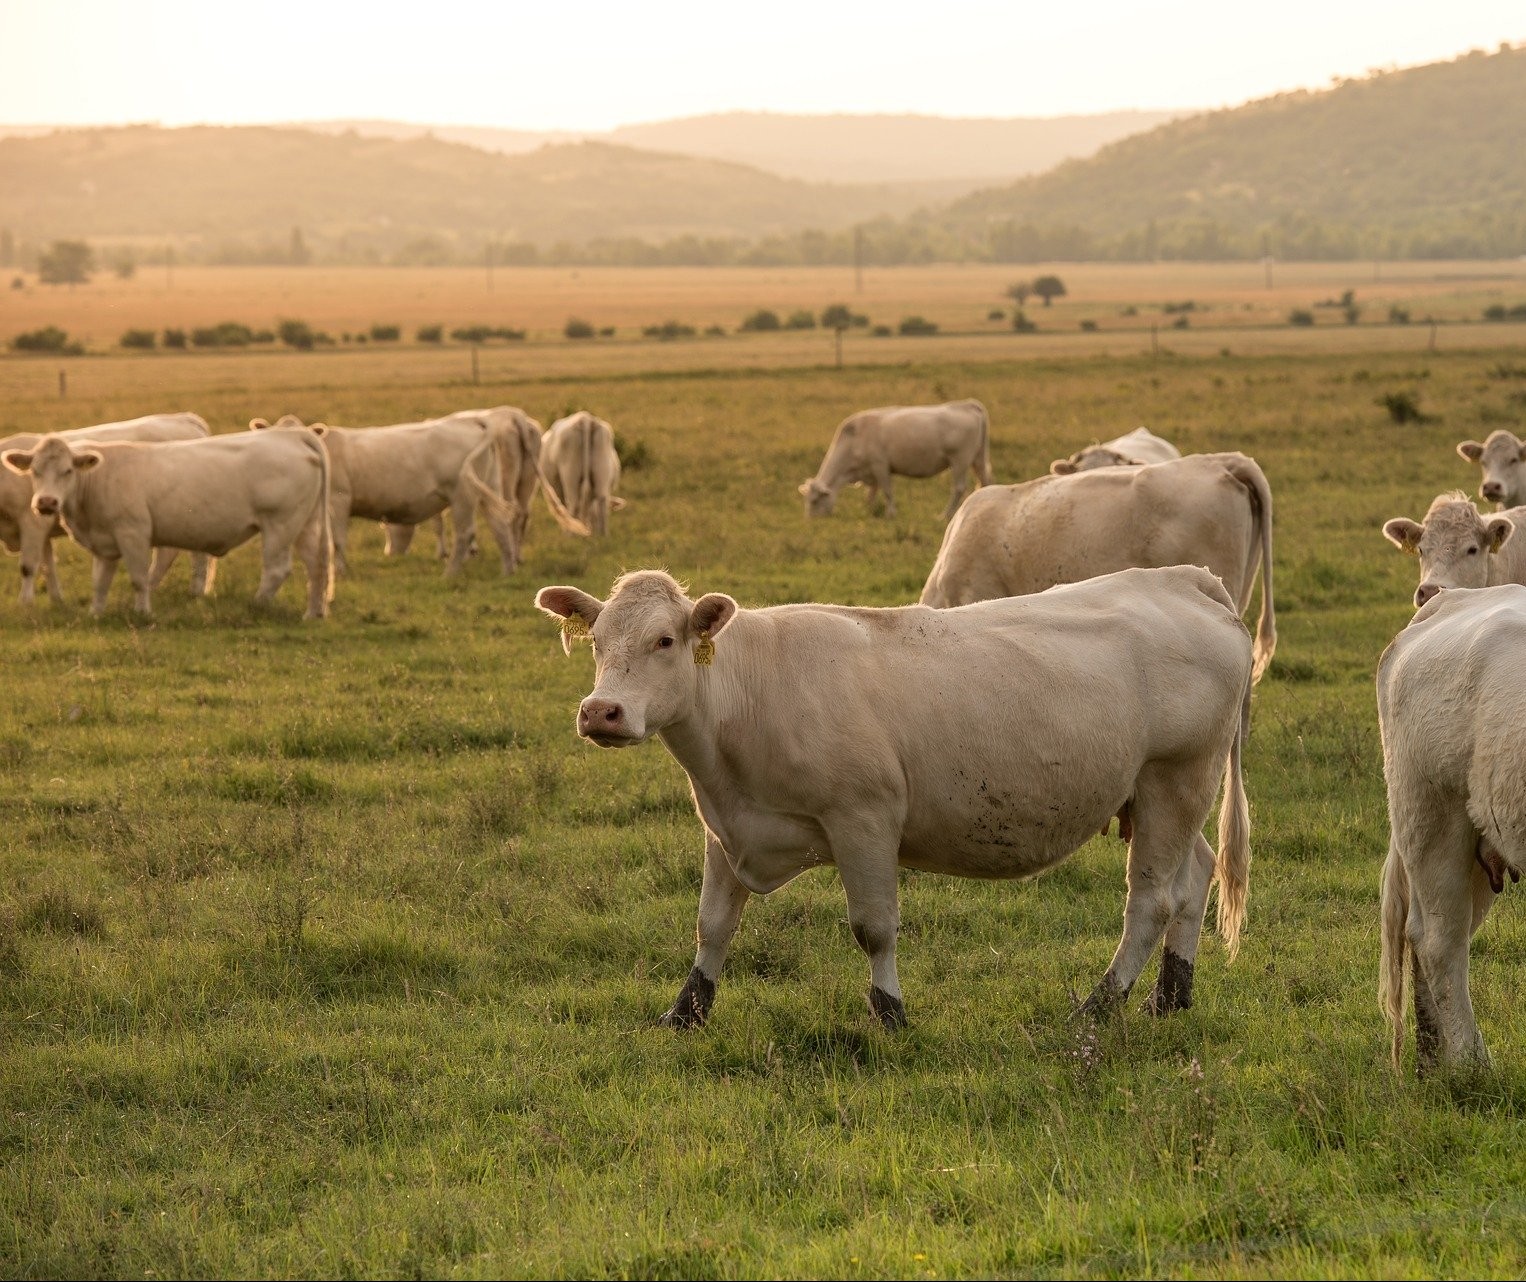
[536,565,1251,1030]
[1050,427,1181,475]
[1378,584,1526,1070]
[0,412,211,604]
[542,411,623,537]
[251,408,585,574]
[800,399,992,520]
[920,452,1277,683]
[1457,430,1526,510]
[2,430,332,618]
[1382,492,1526,609]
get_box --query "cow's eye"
[1467,546,1479,555]
[657,636,674,649]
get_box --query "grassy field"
[3,271,1526,1277]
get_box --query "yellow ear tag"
[561,615,589,641]
[693,631,715,666]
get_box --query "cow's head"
[1050,445,1135,475]
[798,478,835,516]
[1457,430,1526,509]
[1383,492,1514,608]
[1,435,102,518]
[535,570,737,747]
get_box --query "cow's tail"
[1379,842,1410,1069]
[528,417,589,536]
[1220,453,1277,684]
[973,400,993,486]
[308,430,335,607]
[1214,670,1252,960]
[577,414,594,526]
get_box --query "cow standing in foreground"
[1457,430,1526,509]
[1382,492,1526,609]
[2,430,332,618]
[536,566,1251,1029]
[0,412,212,604]
[542,412,623,537]
[1378,585,1526,1070]
[800,399,992,520]
[919,452,1277,682]
[1049,426,1181,475]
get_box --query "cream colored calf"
[1049,426,1181,475]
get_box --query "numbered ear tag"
[694,631,715,666]
[561,615,589,641]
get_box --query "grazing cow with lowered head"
[3,430,332,618]
[800,399,992,520]
[920,452,1276,683]
[1379,584,1526,1071]
[1382,492,1526,609]
[542,411,623,537]
[1458,430,1526,510]
[536,565,1251,1030]
[0,413,212,604]
[1049,426,1181,475]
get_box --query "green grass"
[4,344,1526,1277]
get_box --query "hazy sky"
[5,0,1521,131]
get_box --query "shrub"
[598,326,616,338]
[10,325,76,353]
[870,324,892,337]
[641,320,695,341]
[898,315,938,336]
[1377,390,1426,424]
[1012,313,1037,333]
[416,324,443,343]
[1079,319,1098,332]
[191,321,253,347]
[278,319,316,350]
[1032,274,1067,306]
[739,309,781,332]
[987,309,1005,322]
[614,434,651,470]
[821,304,854,330]
[1343,303,1362,325]
[450,325,493,343]
[1172,315,1190,330]
[1120,305,1138,316]
[493,326,526,341]
[1161,300,1195,314]
[9,277,23,291]
[1388,306,1411,325]
[564,318,595,340]
[162,328,187,349]
[1288,309,1315,327]
[120,328,156,350]
[703,325,726,337]
[784,310,816,330]
[1485,305,1507,321]
[369,324,401,342]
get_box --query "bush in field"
[1172,315,1190,329]
[988,309,1005,321]
[1388,306,1412,324]
[1012,312,1037,333]
[162,328,186,349]
[898,315,938,336]
[599,326,616,338]
[278,319,316,350]
[1079,319,1098,332]
[10,325,79,354]
[494,326,526,341]
[642,320,695,341]
[369,324,400,342]
[740,309,781,332]
[614,433,651,470]
[703,325,726,337]
[1032,274,1067,306]
[1378,390,1428,424]
[37,240,93,286]
[192,321,254,348]
[120,328,156,350]
[784,310,816,330]
[1161,300,1196,314]
[820,304,869,331]
[252,329,275,344]
[451,325,493,343]
[1289,309,1315,326]
[415,324,443,343]
[870,324,892,337]
[1484,303,1526,321]
[564,318,595,340]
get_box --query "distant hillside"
[940,44,1526,260]
[0,126,957,260]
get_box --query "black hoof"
[869,986,907,1029]
[1144,951,1195,1016]
[657,967,715,1029]
[1077,974,1128,1021]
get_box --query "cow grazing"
[251,408,585,575]
[0,412,211,604]
[800,399,992,520]
[536,565,1252,1030]
[919,452,1277,683]
[1382,492,1526,609]
[1049,426,1181,475]
[1378,584,1526,1070]
[542,411,623,537]
[2,430,332,618]
[1457,430,1526,509]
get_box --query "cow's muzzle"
[32,496,59,517]
[578,697,636,746]
[1482,482,1505,503]
[1415,582,1442,609]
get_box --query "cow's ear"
[1,449,34,475]
[1383,517,1424,553]
[1457,440,1484,462]
[1486,516,1514,553]
[534,585,603,655]
[1050,459,1077,475]
[249,418,270,431]
[73,449,103,471]
[797,480,812,495]
[308,424,329,437]
[690,593,737,639]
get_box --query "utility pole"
[853,226,863,294]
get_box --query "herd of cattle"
[5,393,1526,1073]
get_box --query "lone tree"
[38,240,94,286]
[1032,274,1067,306]
[1005,281,1032,309]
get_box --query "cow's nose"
[33,497,57,516]
[1415,583,1442,609]
[578,698,624,736]
[1482,482,1504,501]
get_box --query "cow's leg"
[189,554,216,598]
[830,821,906,1028]
[591,495,609,538]
[942,474,970,522]
[17,519,52,604]
[90,556,119,616]
[1404,807,1489,1067]
[253,529,295,605]
[148,546,180,589]
[443,488,478,576]
[660,834,750,1029]
[873,466,896,518]
[293,504,331,620]
[1145,831,1215,1015]
[382,522,414,557]
[433,515,450,559]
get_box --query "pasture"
[3,272,1526,1276]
